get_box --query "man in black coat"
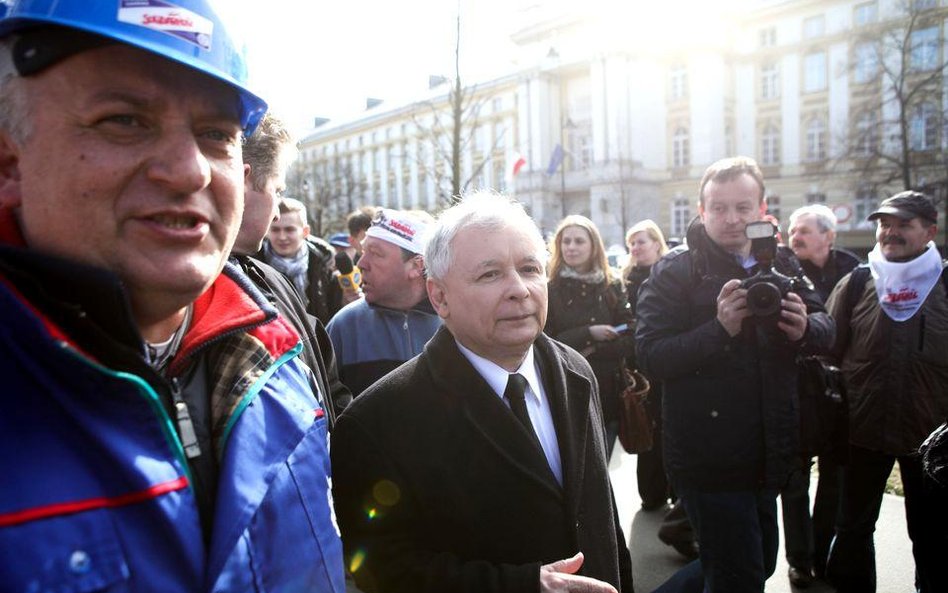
[636,157,834,593]
[331,192,632,593]
[779,204,861,587]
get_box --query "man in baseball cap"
[0,2,343,591]
[824,190,948,592]
[327,208,442,396]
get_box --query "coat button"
[69,550,91,574]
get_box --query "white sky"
[224,0,517,135]
[222,0,754,136]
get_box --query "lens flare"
[373,479,401,506]
[349,548,366,573]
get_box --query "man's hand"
[777,291,808,342]
[589,325,619,342]
[716,279,750,337]
[540,553,618,593]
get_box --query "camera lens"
[746,282,782,317]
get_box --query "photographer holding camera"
[636,157,834,593]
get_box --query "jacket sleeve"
[634,255,735,380]
[331,415,542,593]
[824,271,857,364]
[591,283,635,360]
[791,273,835,357]
[311,314,353,420]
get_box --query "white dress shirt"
[456,340,563,485]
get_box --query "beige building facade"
[298,0,948,250]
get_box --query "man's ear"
[407,255,424,280]
[759,196,768,217]
[243,163,252,186]
[426,277,449,320]
[302,224,310,239]
[926,223,938,242]
[0,132,23,208]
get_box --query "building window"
[806,192,827,204]
[766,194,781,223]
[759,27,776,47]
[761,63,780,99]
[855,110,878,156]
[671,197,691,237]
[805,117,827,161]
[804,52,827,92]
[910,102,939,150]
[568,121,593,171]
[761,124,781,165]
[854,42,878,83]
[854,1,878,26]
[492,97,504,113]
[854,185,877,228]
[669,65,688,101]
[915,0,937,10]
[672,127,690,168]
[803,15,825,39]
[911,27,940,71]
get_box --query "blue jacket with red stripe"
[0,212,345,592]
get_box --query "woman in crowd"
[622,219,670,509]
[545,215,633,458]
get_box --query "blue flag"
[546,144,564,176]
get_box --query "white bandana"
[867,241,944,321]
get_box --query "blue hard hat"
[0,0,267,134]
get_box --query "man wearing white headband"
[824,190,948,593]
[327,208,442,396]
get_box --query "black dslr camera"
[740,221,801,318]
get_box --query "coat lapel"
[425,328,563,499]
[535,334,591,519]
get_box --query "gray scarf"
[265,242,310,301]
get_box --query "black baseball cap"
[868,191,938,225]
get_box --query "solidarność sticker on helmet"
[117,0,213,50]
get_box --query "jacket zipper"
[171,377,201,459]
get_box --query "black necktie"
[504,373,542,450]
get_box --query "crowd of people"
[1,3,946,593]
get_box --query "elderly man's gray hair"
[425,191,547,281]
[788,204,837,234]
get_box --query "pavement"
[608,446,916,593]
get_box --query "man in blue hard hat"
[0,1,344,591]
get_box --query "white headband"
[365,208,429,255]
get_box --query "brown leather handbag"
[617,367,653,454]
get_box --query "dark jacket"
[331,327,633,593]
[827,263,948,455]
[782,246,861,303]
[545,275,634,427]
[625,265,652,320]
[233,254,353,425]
[635,222,834,491]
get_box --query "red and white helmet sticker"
[117,0,213,50]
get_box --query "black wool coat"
[331,327,633,593]
[545,276,634,427]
